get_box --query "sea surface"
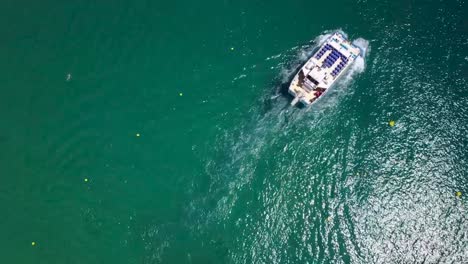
[0,0,467,263]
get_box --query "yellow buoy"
[456,191,462,197]
[31,241,36,246]
[389,120,395,127]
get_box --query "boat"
[288,32,362,106]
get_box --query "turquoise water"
[1,0,467,263]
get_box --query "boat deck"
[288,32,361,106]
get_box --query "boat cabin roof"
[301,33,360,88]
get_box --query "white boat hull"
[288,32,361,106]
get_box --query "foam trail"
[330,36,369,90]
[191,30,370,243]
[352,38,370,73]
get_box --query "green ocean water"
[1,0,467,263]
